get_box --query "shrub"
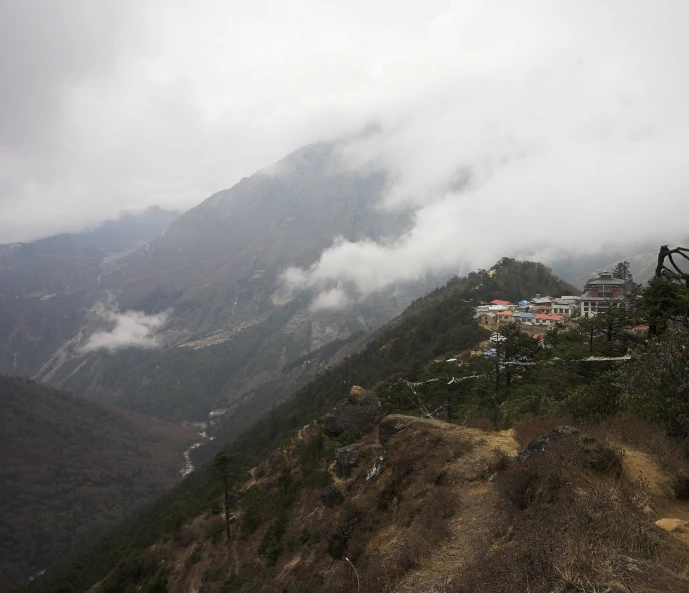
[297,528,310,545]
[202,565,224,583]
[221,570,243,593]
[205,518,226,542]
[176,526,196,547]
[449,434,669,593]
[496,435,624,512]
[466,417,493,431]
[186,548,202,566]
[258,506,288,566]
[672,473,689,500]
[337,428,363,446]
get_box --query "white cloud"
[274,0,689,305]
[2,0,689,300]
[310,287,353,311]
[81,298,170,353]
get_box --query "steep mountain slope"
[91,414,689,593]
[0,240,102,377]
[0,375,194,591]
[50,206,181,255]
[33,143,439,423]
[22,259,578,592]
[109,143,413,328]
[0,207,181,377]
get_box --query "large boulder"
[324,388,384,437]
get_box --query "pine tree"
[213,451,232,542]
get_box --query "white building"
[580,272,626,317]
[551,300,576,317]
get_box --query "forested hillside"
[22,258,579,592]
[24,250,689,593]
[0,376,194,591]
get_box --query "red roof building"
[534,313,563,326]
[490,299,511,306]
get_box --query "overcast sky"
[2,1,689,298]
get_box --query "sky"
[2,1,689,305]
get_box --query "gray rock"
[335,445,359,478]
[518,426,592,462]
[365,452,386,482]
[379,416,413,445]
[324,391,384,437]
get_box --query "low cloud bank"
[81,299,170,353]
[280,1,689,308]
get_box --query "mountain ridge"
[20,258,579,592]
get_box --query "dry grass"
[444,433,689,593]
[341,424,473,592]
[512,416,570,450]
[148,416,689,593]
[592,416,689,501]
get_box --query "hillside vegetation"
[0,376,194,591]
[88,412,689,593]
[22,258,580,592]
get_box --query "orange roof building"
[534,313,563,325]
[490,299,511,306]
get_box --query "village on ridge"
[474,270,628,332]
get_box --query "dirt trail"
[394,425,519,591]
[623,446,689,547]
[397,428,689,591]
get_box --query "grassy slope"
[91,416,689,593]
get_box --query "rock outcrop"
[379,416,413,445]
[655,518,688,533]
[335,445,360,479]
[518,426,592,462]
[324,387,384,437]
